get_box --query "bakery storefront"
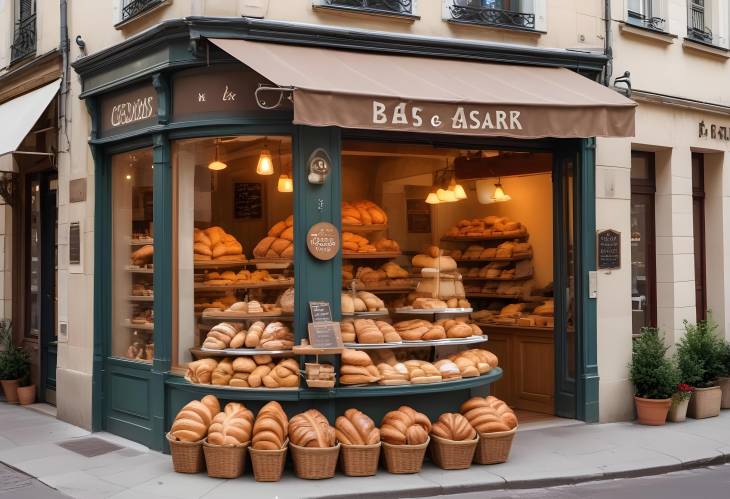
[74,19,635,451]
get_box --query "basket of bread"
[336,408,381,476]
[380,405,431,474]
[288,409,341,479]
[202,402,254,478]
[249,401,289,481]
[460,396,518,464]
[429,412,479,470]
[167,395,220,473]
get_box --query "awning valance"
[210,39,635,139]
[0,79,60,171]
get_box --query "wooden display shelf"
[125,266,154,274]
[341,284,415,294]
[475,322,553,332]
[341,310,390,318]
[127,295,154,302]
[292,345,344,355]
[250,257,293,266]
[461,274,533,282]
[194,259,252,270]
[455,253,533,263]
[342,224,388,233]
[441,231,529,242]
[129,238,154,246]
[465,293,523,299]
[335,368,503,397]
[343,335,487,350]
[342,251,402,260]
[191,347,296,358]
[200,310,293,321]
[122,320,154,330]
[194,280,293,292]
[393,307,473,315]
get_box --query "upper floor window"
[11,0,36,63]
[627,0,666,32]
[448,0,536,31]
[317,0,414,16]
[119,0,166,24]
[686,0,713,44]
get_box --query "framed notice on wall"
[233,182,263,219]
[407,198,431,233]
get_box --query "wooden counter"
[480,324,554,415]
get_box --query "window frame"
[114,0,171,29]
[626,0,668,32]
[10,0,36,64]
[312,0,420,20]
[691,153,707,322]
[444,0,544,33]
[686,0,714,44]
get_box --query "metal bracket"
[0,172,17,207]
[254,84,294,110]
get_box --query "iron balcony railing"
[687,1,713,43]
[10,13,36,63]
[121,0,164,22]
[323,0,412,15]
[627,10,666,31]
[449,3,535,30]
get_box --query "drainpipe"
[60,0,70,153]
[604,0,613,86]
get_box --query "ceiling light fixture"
[207,140,228,171]
[256,140,274,175]
[277,173,293,193]
[425,191,440,204]
[492,179,511,203]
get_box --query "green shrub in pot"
[677,317,725,418]
[629,328,678,425]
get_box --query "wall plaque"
[99,83,157,138]
[597,229,621,270]
[307,321,343,349]
[306,222,339,261]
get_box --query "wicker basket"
[166,433,205,474]
[290,442,341,480]
[382,437,430,474]
[429,434,478,470]
[202,440,249,478]
[249,440,288,482]
[474,427,517,465]
[339,442,381,477]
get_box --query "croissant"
[169,395,220,442]
[207,402,254,446]
[186,358,218,384]
[460,396,518,433]
[380,406,431,445]
[431,413,476,442]
[252,401,288,450]
[335,408,380,445]
[289,409,336,448]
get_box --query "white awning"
[0,79,61,172]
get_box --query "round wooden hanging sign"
[306,222,340,261]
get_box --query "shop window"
[172,136,293,368]
[692,153,707,321]
[316,0,415,17]
[630,151,657,335]
[111,148,155,362]
[10,0,36,63]
[448,0,537,30]
[627,0,666,32]
[687,0,713,44]
[115,0,169,27]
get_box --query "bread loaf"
[460,396,518,433]
[289,409,336,448]
[335,408,380,445]
[252,401,289,450]
[258,322,294,350]
[431,413,477,442]
[169,395,220,442]
[380,406,431,445]
[186,358,218,384]
[262,358,300,388]
[207,402,254,446]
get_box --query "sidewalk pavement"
[1,402,730,499]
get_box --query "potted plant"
[718,341,730,410]
[0,321,29,404]
[668,384,694,422]
[629,328,678,425]
[676,318,725,419]
[16,363,35,406]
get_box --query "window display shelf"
[342,310,390,318]
[200,310,294,321]
[341,285,416,294]
[441,232,529,242]
[194,259,253,270]
[194,280,293,292]
[122,320,154,330]
[127,295,154,302]
[342,224,388,233]
[455,253,532,263]
[343,335,487,349]
[342,252,402,260]
[461,274,533,282]
[190,347,296,358]
[250,258,293,267]
[129,238,154,246]
[125,266,154,274]
[475,322,553,332]
[393,307,473,315]
[466,293,522,299]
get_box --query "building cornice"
[0,50,62,104]
[631,89,730,116]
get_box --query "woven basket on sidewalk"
[249,440,288,482]
[339,442,381,477]
[382,437,430,474]
[202,440,249,478]
[430,434,478,470]
[166,433,205,474]
[474,426,517,465]
[290,442,341,480]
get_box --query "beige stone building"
[1,0,724,445]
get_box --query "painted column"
[704,152,730,339]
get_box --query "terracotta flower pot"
[718,377,730,410]
[0,379,19,404]
[634,396,671,425]
[17,385,36,406]
[668,395,690,422]
[687,386,722,419]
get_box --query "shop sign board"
[99,83,157,137]
[699,120,730,141]
[306,222,339,261]
[309,301,333,323]
[307,321,343,349]
[597,229,621,270]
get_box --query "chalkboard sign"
[597,229,621,270]
[233,182,263,219]
[309,301,333,323]
[307,322,343,349]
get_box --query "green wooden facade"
[74,18,602,450]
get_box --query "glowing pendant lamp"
[425,191,440,204]
[256,146,274,175]
[207,141,227,171]
[277,174,293,193]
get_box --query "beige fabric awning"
[210,39,635,139]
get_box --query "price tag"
[309,301,333,323]
[307,321,343,349]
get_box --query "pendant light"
[277,174,293,193]
[436,188,458,203]
[425,191,440,204]
[256,140,274,175]
[492,179,511,203]
[207,140,228,171]
[448,175,467,200]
